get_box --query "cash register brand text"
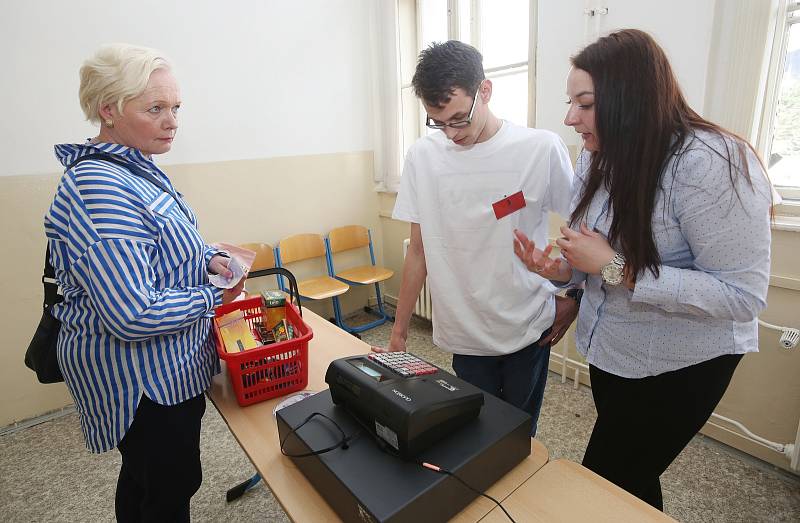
[392,389,412,402]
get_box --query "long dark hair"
[570,29,760,279]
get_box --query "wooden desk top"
[208,309,549,522]
[481,459,677,523]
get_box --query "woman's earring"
[105,119,113,128]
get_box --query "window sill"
[774,199,800,216]
[772,214,800,232]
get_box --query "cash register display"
[349,359,387,381]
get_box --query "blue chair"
[275,233,349,329]
[326,225,394,333]
[237,242,282,298]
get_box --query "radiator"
[403,238,433,321]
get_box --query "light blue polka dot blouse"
[564,130,772,378]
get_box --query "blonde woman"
[45,44,243,521]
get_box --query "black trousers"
[582,354,743,511]
[115,394,206,522]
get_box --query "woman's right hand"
[513,229,573,282]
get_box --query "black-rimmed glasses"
[425,84,481,129]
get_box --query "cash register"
[325,352,485,459]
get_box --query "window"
[760,1,800,200]
[398,0,533,157]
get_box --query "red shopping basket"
[213,268,312,406]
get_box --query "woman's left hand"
[208,254,233,279]
[556,223,617,275]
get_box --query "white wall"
[536,0,716,145]
[0,0,373,176]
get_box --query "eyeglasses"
[425,84,481,130]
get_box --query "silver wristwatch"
[601,252,626,286]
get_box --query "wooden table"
[481,459,677,522]
[208,309,549,522]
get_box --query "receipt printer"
[325,353,484,459]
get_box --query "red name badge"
[492,191,526,220]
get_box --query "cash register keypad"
[369,352,438,378]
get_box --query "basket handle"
[248,267,303,317]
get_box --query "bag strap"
[42,152,190,309]
[65,152,191,219]
[42,244,60,309]
[247,267,303,317]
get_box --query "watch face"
[602,264,624,285]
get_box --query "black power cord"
[345,409,518,523]
[279,412,358,458]
[418,461,517,523]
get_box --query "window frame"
[757,0,800,201]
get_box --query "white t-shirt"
[393,121,574,356]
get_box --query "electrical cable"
[279,412,359,458]
[418,462,517,523]
[344,408,517,522]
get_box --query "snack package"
[271,319,290,343]
[217,309,245,328]
[253,321,276,345]
[219,318,259,353]
[261,290,286,330]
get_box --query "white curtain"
[704,0,777,142]
[369,0,404,192]
[704,0,783,203]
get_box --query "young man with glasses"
[373,41,577,436]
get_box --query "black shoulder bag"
[24,244,64,383]
[25,152,185,384]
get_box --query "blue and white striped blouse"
[45,142,224,453]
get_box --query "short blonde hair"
[79,44,171,124]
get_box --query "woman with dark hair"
[513,29,772,510]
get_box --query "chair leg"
[226,473,261,502]
[373,282,395,322]
[330,295,363,338]
[335,283,393,334]
[331,295,345,327]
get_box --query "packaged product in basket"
[261,290,286,330]
[272,318,290,343]
[253,321,276,344]
[217,309,245,327]
[219,318,259,353]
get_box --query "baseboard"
[0,404,75,436]
[367,294,398,307]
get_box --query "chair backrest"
[278,233,327,264]
[239,242,275,272]
[328,225,370,254]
